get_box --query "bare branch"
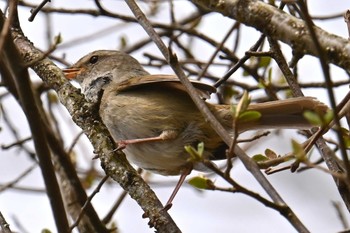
[123,0,310,232]
[9,15,180,233]
[191,0,350,72]
[0,211,12,233]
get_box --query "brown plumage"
[63,50,328,176]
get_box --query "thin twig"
[0,0,16,55]
[28,0,51,22]
[332,201,349,229]
[11,12,180,233]
[1,9,70,233]
[214,35,265,88]
[1,136,32,149]
[102,190,128,224]
[0,164,37,192]
[0,211,12,233]
[124,1,309,232]
[203,160,282,210]
[69,175,109,232]
[268,34,350,211]
[67,131,85,155]
[296,0,350,178]
[197,22,239,81]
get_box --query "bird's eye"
[89,55,99,64]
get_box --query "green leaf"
[41,229,52,233]
[303,110,323,126]
[291,139,306,162]
[240,91,251,112]
[197,142,204,156]
[252,154,269,162]
[119,35,128,50]
[323,109,334,125]
[185,142,205,162]
[188,176,214,190]
[341,128,350,148]
[259,56,271,68]
[267,67,273,84]
[54,33,62,45]
[184,145,198,160]
[242,69,250,77]
[284,89,293,98]
[47,90,59,104]
[235,91,251,118]
[238,110,261,123]
[344,137,350,148]
[230,105,237,117]
[265,148,277,159]
[257,80,266,89]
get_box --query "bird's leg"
[163,165,193,211]
[116,129,178,150]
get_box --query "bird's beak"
[62,68,82,80]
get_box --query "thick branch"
[124,0,309,232]
[191,0,350,72]
[1,6,70,233]
[10,21,180,233]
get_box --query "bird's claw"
[116,141,127,150]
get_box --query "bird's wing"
[116,74,216,99]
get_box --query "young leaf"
[185,142,205,162]
[259,56,272,68]
[234,91,251,118]
[291,139,306,162]
[252,154,269,162]
[323,109,334,125]
[344,136,350,149]
[230,105,237,117]
[265,148,278,159]
[257,80,267,89]
[303,110,323,126]
[54,33,62,45]
[238,110,261,123]
[41,229,52,233]
[119,35,128,50]
[197,142,204,157]
[341,128,350,148]
[188,176,214,190]
[267,67,272,84]
[242,69,250,77]
[47,90,59,104]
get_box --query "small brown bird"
[63,50,327,207]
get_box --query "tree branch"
[123,0,310,232]
[9,13,181,233]
[191,0,350,72]
[0,8,70,233]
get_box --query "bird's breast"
[99,87,210,175]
